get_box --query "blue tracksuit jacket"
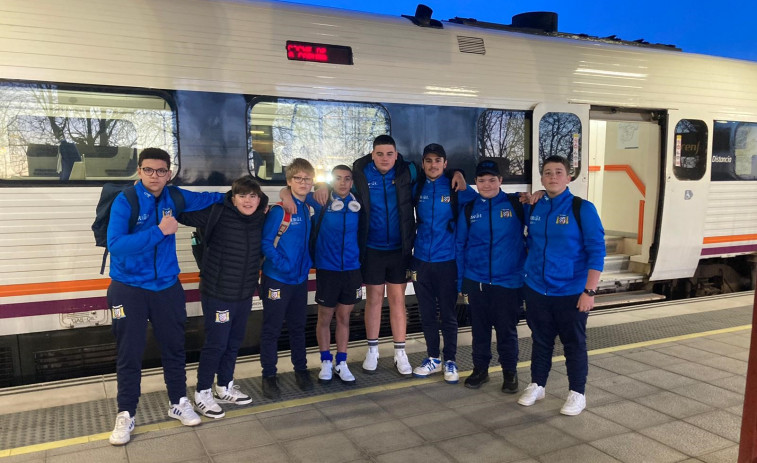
[308,192,360,271]
[456,190,528,291]
[414,175,477,263]
[107,181,223,291]
[363,162,401,250]
[261,197,312,284]
[524,187,606,296]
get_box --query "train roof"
[1,0,756,119]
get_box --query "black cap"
[475,159,500,177]
[422,143,446,159]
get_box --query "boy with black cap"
[455,159,529,393]
[411,143,477,383]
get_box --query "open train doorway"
[587,108,664,300]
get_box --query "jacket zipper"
[382,174,389,245]
[542,199,552,295]
[429,181,435,260]
[488,199,493,284]
[341,209,346,270]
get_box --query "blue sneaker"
[412,357,442,377]
[444,360,459,384]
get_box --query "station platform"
[0,292,753,463]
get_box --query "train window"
[538,112,581,179]
[673,119,708,181]
[0,82,177,182]
[477,110,531,182]
[712,121,757,181]
[248,98,390,182]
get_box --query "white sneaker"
[394,350,412,376]
[194,388,225,419]
[517,383,546,406]
[334,361,356,384]
[109,411,135,446]
[215,380,252,405]
[412,357,442,378]
[560,390,586,416]
[168,397,202,426]
[319,360,333,383]
[362,348,379,373]
[443,360,459,384]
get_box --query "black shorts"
[315,269,363,307]
[361,248,409,285]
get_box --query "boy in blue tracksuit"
[259,158,315,399]
[106,148,223,445]
[411,143,477,384]
[309,165,362,385]
[518,155,605,416]
[456,160,528,393]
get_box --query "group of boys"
[105,138,604,446]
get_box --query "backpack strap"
[507,194,525,225]
[166,185,186,216]
[271,202,292,248]
[572,196,583,235]
[101,186,139,275]
[464,201,475,228]
[202,203,225,248]
[309,199,330,261]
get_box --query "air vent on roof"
[457,36,485,55]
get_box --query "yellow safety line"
[4,324,751,457]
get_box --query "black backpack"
[92,184,185,274]
[190,203,224,270]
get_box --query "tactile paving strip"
[0,303,752,449]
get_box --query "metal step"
[603,254,630,273]
[597,271,646,291]
[594,290,666,308]
[604,235,624,254]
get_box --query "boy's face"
[475,174,502,199]
[371,144,397,174]
[138,159,171,196]
[541,161,571,197]
[422,154,446,180]
[331,168,353,198]
[232,191,260,216]
[287,170,313,199]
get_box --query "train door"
[531,103,590,197]
[649,110,712,280]
[587,109,661,276]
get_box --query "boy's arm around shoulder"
[178,188,224,213]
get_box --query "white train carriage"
[0,0,755,385]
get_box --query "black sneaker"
[295,369,314,391]
[464,368,490,389]
[502,370,519,394]
[262,376,281,400]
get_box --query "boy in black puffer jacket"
[179,176,268,419]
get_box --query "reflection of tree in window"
[538,112,581,173]
[477,110,527,177]
[0,83,177,179]
[251,99,389,180]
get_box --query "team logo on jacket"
[440,195,450,203]
[162,208,173,218]
[556,215,570,225]
[215,310,230,323]
[500,209,512,218]
[111,305,126,319]
[268,288,281,300]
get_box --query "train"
[1,0,755,386]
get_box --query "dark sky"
[290,0,757,62]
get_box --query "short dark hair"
[231,176,262,197]
[373,135,396,149]
[332,165,352,175]
[138,148,171,169]
[541,155,570,174]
